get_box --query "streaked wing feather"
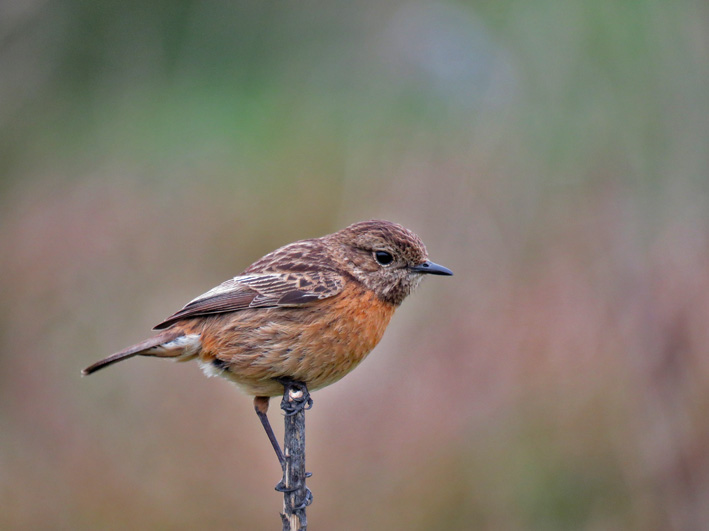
[153,290,258,329]
[277,291,322,306]
[153,271,343,329]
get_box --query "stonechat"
[83,220,452,463]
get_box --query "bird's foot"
[277,379,313,416]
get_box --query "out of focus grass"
[2,1,708,529]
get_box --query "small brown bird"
[83,220,452,463]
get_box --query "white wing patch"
[186,275,269,305]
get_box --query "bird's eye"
[374,250,394,266]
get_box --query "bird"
[82,219,452,466]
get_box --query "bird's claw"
[277,379,312,416]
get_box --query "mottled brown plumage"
[82,220,452,462]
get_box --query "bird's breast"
[197,282,397,396]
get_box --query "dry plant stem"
[279,380,311,531]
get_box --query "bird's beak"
[410,260,453,276]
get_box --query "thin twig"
[279,380,312,531]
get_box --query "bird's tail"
[81,330,201,375]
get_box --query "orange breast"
[197,282,397,396]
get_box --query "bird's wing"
[153,270,344,329]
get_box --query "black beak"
[410,260,453,276]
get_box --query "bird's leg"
[253,396,285,468]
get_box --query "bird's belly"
[198,285,397,396]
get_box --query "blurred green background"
[2,1,708,529]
